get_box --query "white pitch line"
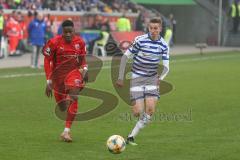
[0,72,45,79]
[171,54,240,63]
[0,54,239,79]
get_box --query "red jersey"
[5,17,21,38]
[43,35,87,81]
[19,21,27,39]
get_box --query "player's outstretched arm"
[116,53,129,87]
[159,60,169,80]
[43,56,53,98]
[116,36,139,87]
[158,51,170,85]
[80,66,88,83]
[45,80,52,98]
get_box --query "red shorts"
[53,69,84,103]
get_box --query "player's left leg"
[127,99,144,146]
[142,75,159,125]
[142,87,159,131]
[65,88,80,130]
[60,88,81,142]
[145,96,158,115]
[144,96,158,122]
[127,97,158,145]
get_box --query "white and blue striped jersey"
[126,33,169,78]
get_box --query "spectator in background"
[87,15,110,54]
[16,11,27,54]
[0,0,9,9]
[135,9,145,31]
[229,0,240,33]
[0,7,4,54]
[7,0,17,9]
[169,13,176,45]
[44,14,54,39]
[69,1,77,11]
[102,0,138,13]
[91,15,110,31]
[45,25,54,42]
[90,15,103,30]
[116,13,131,32]
[5,10,21,56]
[28,12,46,68]
[52,17,60,35]
[14,0,21,8]
[92,25,110,56]
[44,13,51,27]
[4,0,138,13]
[164,25,173,47]
[103,4,112,13]
[101,17,110,31]
[57,23,63,35]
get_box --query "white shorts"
[130,75,159,101]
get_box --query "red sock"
[65,100,78,129]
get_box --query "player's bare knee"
[133,111,140,117]
[68,89,80,101]
[58,101,67,111]
[146,107,155,116]
[132,108,141,117]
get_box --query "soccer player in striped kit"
[116,17,170,145]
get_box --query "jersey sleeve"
[79,40,87,69]
[127,37,141,56]
[43,39,56,80]
[42,39,56,59]
[162,45,169,61]
[159,45,170,80]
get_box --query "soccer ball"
[106,135,126,154]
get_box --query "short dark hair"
[62,20,74,28]
[149,17,162,25]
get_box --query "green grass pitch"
[0,51,239,160]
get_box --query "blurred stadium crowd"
[0,0,177,68]
[0,0,138,13]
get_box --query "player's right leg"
[35,46,42,68]
[65,88,80,130]
[127,77,146,145]
[31,46,37,68]
[145,96,158,116]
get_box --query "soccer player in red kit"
[43,20,88,142]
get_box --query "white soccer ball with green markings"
[106,135,126,154]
